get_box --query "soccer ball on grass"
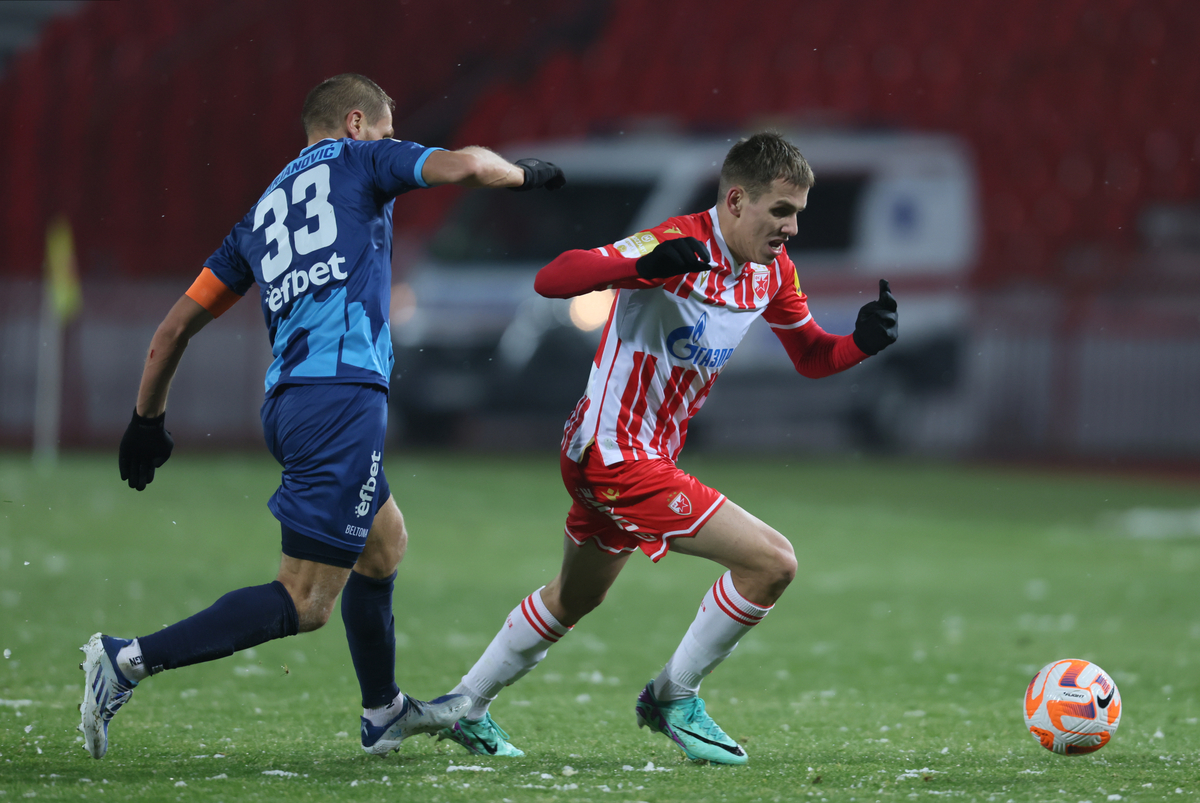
[1023,658,1121,754]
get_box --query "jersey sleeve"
[534,216,706,298]
[764,256,868,378]
[761,254,813,330]
[590,216,704,289]
[365,138,441,197]
[592,228,665,289]
[202,230,255,296]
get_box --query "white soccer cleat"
[78,633,138,759]
[360,693,470,756]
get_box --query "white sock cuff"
[363,691,405,724]
[710,572,771,626]
[116,638,149,682]
[522,587,570,643]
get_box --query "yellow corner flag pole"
[33,216,82,468]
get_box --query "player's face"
[727,179,808,265]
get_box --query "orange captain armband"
[186,267,242,318]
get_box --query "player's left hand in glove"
[852,279,898,355]
[511,158,566,191]
[119,409,174,491]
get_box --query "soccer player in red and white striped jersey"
[440,132,899,764]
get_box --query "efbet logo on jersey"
[265,252,348,312]
[666,311,734,370]
[355,451,382,517]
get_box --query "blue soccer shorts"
[261,383,391,562]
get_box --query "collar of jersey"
[706,207,761,278]
[300,137,341,155]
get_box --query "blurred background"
[1,0,1198,469]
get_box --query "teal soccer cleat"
[361,694,470,755]
[635,680,748,764]
[438,712,525,757]
[78,633,138,759]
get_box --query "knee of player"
[289,593,337,633]
[774,550,798,589]
[361,516,407,575]
[356,542,403,578]
[763,532,797,589]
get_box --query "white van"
[391,131,979,450]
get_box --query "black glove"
[511,158,566,191]
[635,237,712,280]
[119,409,174,491]
[852,279,898,356]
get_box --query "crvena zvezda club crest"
[753,270,769,300]
[667,491,691,516]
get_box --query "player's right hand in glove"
[511,158,566,191]
[119,409,174,491]
[635,237,712,279]
[852,279,898,355]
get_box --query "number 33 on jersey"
[199,137,440,395]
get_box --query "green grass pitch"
[1,452,1198,801]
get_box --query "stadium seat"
[1,0,1198,286]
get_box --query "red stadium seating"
[0,0,1196,288]
[0,0,587,279]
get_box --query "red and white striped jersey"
[561,207,815,466]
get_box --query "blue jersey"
[205,138,439,395]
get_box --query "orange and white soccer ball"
[1023,659,1121,754]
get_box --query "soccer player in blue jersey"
[78,73,565,760]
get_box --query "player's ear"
[344,109,365,140]
[725,186,744,218]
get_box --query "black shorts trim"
[280,523,359,569]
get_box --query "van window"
[428,180,655,263]
[681,175,869,254]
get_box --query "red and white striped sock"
[653,571,772,702]
[453,587,570,720]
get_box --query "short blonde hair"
[301,73,394,138]
[718,131,815,200]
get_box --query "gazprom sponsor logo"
[665,311,733,369]
[263,141,343,197]
[266,251,348,311]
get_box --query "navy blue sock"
[341,570,400,708]
[138,581,299,675]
